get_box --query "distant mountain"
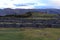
[0,8,60,16]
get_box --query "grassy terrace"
[32,13,58,17]
[0,17,58,20]
[0,28,60,40]
[13,18,58,19]
[0,13,59,20]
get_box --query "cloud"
[1,0,60,9]
[47,0,60,9]
[0,0,47,9]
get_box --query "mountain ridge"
[0,8,60,16]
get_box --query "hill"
[0,8,60,16]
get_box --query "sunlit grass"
[0,28,60,40]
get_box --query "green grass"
[32,13,58,17]
[21,18,57,20]
[0,28,60,40]
[21,13,58,20]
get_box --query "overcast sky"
[0,0,60,9]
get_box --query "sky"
[0,0,60,9]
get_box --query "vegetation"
[0,28,60,40]
[0,12,59,18]
[3,12,32,18]
[32,12,58,18]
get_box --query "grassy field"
[0,28,60,40]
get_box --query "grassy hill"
[0,12,59,18]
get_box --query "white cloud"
[0,0,47,9]
[0,0,60,9]
[48,0,60,9]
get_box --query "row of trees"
[1,12,32,18]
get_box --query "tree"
[25,12,32,17]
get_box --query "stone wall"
[0,17,60,28]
